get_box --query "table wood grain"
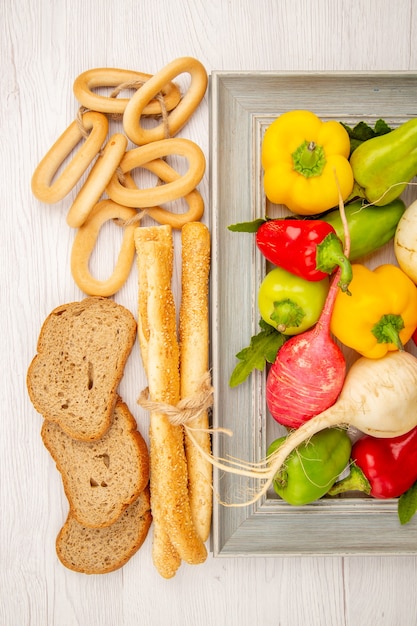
[2,1,417,624]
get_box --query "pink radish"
[266,268,346,427]
[266,183,351,428]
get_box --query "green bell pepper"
[258,266,329,336]
[321,198,406,261]
[349,117,417,206]
[267,428,352,506]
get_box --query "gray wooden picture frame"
[209,71,417,557]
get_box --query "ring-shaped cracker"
[123,57,207,145]
[31,111,108,203]
[73,67,181,115]
[71,199,138,296]
[121,162,204,229]
[106,137,205,208]
[66,133,128,228]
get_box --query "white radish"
[395,198,417,283]
[198,350,417,506]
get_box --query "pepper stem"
[346,180,367,203]
[315,232,353,293]
[371,314,405,351]
[270,298,305,333]
[292,140,326,178]
[327,463,371,496]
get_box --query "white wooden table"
[2,1,417,624]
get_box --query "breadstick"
[151,524,181,580]
[135,226,179,576]
[134,225,207,577]
[180,222,212,542]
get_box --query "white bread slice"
[56,487,152,574]
[41,397,149,528]
[27,297,137,440]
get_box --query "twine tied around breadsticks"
[137,370,287,509]
[137,371,231,435]
[139,370,334,509]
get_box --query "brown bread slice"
[27,297,137,440]
[56,487,152,574]
[41,397,149,528]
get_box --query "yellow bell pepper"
[262,110,354,215]
[330,264,417,359]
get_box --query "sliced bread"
[41,396,149,528]
[27,297,137,440]
[56,487,152,574]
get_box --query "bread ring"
[73,67,181,116]
[66,133,128,228]
[71,199,138,296]
[106,137,205,209]
[121,160,204,229]
[123,57,207,145]
[31,111,108,203]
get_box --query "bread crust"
[41,396,149,528]
[135,225,207,578]
[180,222,212,542]
[27,297,137,441]
[56,487,151,574]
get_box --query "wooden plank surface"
[2,1,417,625]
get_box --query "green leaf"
[374,119,392,136]
[398,481,417,525]
[229,320,286,387]
[341,118,393,154]
[228,218,266,232]
[342,120,376,142]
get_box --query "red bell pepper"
[329,426,417,499]
[256,219,352,293]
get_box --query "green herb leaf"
[228,218,266,232]
[374,119,392,136]
[229,319,285,387]
[341,118,393,154]
[398,481,417,525]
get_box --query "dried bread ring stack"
[31,58,208,298]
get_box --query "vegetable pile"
[228,110,417,524]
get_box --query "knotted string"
[108,79,171,139]
[76,105,93,138]
[113,209,148,228]
[137,371,216,428]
